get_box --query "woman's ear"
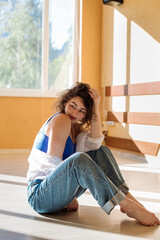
[64,101,68,108]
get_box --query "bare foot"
[120,206,125,214]
[120,192,145,214]
[120,197,160,226]
[126,192,145,209]
[66,198,79,211]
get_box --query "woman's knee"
[100,145,109,151]
[63,152,91,170]
[73,152,92,167]
[100,145,112,155]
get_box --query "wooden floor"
[0,149,160,240]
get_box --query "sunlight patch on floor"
[0,174,27,183]
[119,166,160,173]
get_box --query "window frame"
[0,0,82,98]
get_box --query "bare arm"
[46,114,71,157]
[89,89,102,138]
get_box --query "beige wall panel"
[81,0,102,92]
[103,0,160,156]
[0,97,56,149]
[0,0,103,149]
[107,123,132,139]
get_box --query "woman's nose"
[72,109,78,116]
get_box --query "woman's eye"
[79,110,85,114]
[70,104,76,109]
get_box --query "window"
[0,0,81,97]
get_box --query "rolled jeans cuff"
[101,190,126,215]
[118,181,129,195]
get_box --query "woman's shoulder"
[45,113,71,136]
[49,113,71,127]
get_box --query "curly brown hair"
[56,82,94,126]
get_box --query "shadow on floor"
[0,229,51,240]
[0,206,158,239]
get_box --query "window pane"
[0,0,42,89]
[48,0,75,91]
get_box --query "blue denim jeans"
[27,146,129,215]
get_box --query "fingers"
[89,89,101,112]
[90,88,99,97]
[89,89,100,102]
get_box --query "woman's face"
[64,96,87,123]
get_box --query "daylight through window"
[0,0,79,96]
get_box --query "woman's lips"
[69,115,76,120]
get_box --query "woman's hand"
[89,88,101,111]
